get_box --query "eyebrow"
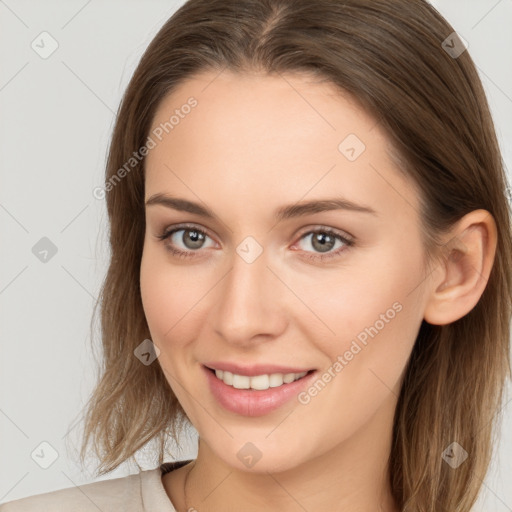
[145,193,378,221]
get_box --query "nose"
[211,244,288,347]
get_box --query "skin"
[139,69,497,512]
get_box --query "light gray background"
[0,0,511,509]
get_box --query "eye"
[155,224,354,262]
[156,223,216,259]
[293,227,354,262]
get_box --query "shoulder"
[0,470,148,512]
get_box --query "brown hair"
[77,1,512,510]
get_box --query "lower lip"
[203,365,317,417]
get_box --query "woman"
[2,0,510,510]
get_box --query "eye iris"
[183,229,205,249]
[311,232,336,253]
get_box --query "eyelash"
[155,223,355,262]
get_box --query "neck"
[184,392,399,512]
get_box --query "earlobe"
[423,210,497,326]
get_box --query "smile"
[203,365,318,417]
[212,368,309,390]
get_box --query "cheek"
[292,250,424,450]
[305,238,426,373]
[140,247,185,344]
[140,245,215,361]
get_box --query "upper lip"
[203,362,315,376]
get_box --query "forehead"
[144,69,420,221]
[148,69,377,152]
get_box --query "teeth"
[214,369,308,390]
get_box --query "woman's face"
[140,70,432,473]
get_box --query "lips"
[202,363,318,416]
[203,361,314,376]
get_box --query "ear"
[423,209,498,325]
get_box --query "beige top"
[0,460,191,511]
